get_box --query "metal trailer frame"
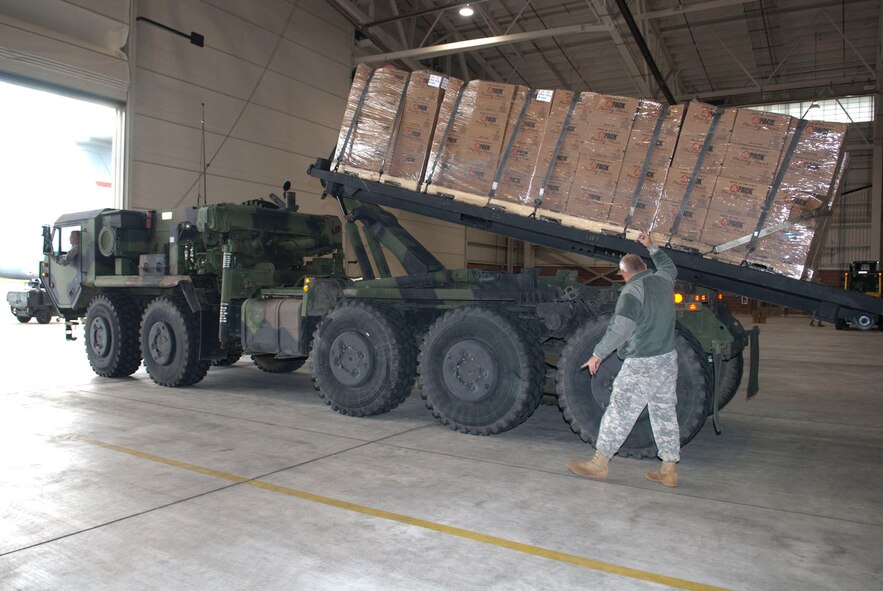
[309,160,883,326]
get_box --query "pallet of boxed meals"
[333,66,848,280]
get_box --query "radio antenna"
[198,102,208,206]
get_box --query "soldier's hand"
[636,229,653,249]
[581,355,603,376]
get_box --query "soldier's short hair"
[619,254,646,273]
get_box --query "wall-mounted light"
[459,4,474,17]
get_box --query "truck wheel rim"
[442,339,498,402]
[90,317,111,357]
[329,331,374,386]
[148,321,175,365]
[857,315,873,329]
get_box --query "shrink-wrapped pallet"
[742,119,848,277]
[422,79,517,200]
[702,109,793,262]
[333,65,409,177]
[609,100,684,231]
[384,71,447,188]
[657,102,737,243]
[491,88,557,208]
[531,90,587,214]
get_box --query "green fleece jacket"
[593,245,677,360]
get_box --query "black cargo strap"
[424,83,467,188]
[624,105,670,230]
[379,72,411,176]
[669,108,722,238]
[537,92,581,208]
[744,118,808,258]
[489,89,533,199]
[334,69,376,172]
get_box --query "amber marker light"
[674,293,684,304]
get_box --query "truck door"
[45,225,84,310]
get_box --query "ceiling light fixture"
[459,4,474,17]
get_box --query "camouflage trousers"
[595,349,680,462]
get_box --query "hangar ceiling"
[330,0,882,107]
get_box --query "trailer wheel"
[141,296,210,387]
[835,318,847,330]
[16,315,31,323]
[418,306,544,435]
[253,355,306,373]
[855,314,874,331]
[311,301,414,416]
[556,315,711,459]
[35,309,52,324]
[84,294,142,378]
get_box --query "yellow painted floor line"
[77,437,730,591]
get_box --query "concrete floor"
[1,288,882,590]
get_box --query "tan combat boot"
[645,461,678,487]
[567,453,609,481]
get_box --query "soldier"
[56,230,80,266]
[567,231,681,487]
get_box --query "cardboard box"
[709,177,770,216]
[654,199,709,242]
[536,177,572,213]
[729,108,793,148]
[719,142,784,184]
[608,199,657,228]
[586,94,641,131]
[663,166,716,205]
[386,71,446,180]
[564,187,613,220]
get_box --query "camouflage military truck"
[41,188,345,387]
[42,179,749,458]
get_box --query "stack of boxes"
[529,91,587,214]
[384,71,447,187]
[702,109,792,261]
[334,65,848,279]
[656,103,737,243]
[742,119,847,276]
[555,93,633,223]
[492,88,556,207]
[333,65,409,177]
[609,99,683,229]
[422,80,517,198]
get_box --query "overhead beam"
[586,0,652,97]
[356,22,609,64]
[612,0,676,104]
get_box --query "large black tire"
[16,315,31,323]
[35,309,52,324]
[418,306,544,435]
[253,355,306,373]
[84,294,142,378]
[140,296,210,387]
[311,301,414,416]
[556,315,712,459]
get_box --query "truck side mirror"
[42,225,52,255]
